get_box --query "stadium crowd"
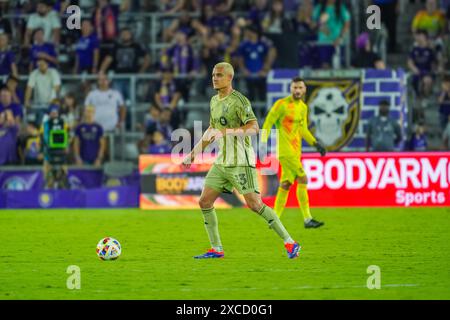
[0,0,450,168]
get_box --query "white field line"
[88,284,420,293]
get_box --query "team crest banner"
[305,79,361,151]
[266,69,409,151]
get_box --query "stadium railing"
[3,9,355,69]
[1,72,269,162]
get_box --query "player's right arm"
[261,99,284,143]
[182,126,219,168]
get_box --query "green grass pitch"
[0,207,449,300]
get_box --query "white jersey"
[27,11,61,43]
[84,89,124,131]
[27,68,61,107]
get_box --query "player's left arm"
[301,105,327,156]
[299,105,317,146]
[300,121,317,147]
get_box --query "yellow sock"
[296,184,313,222]
[274,187,289,218]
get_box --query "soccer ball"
[96,237,121,260]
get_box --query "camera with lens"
[45,115,69,165]
[42,104,70,189]
[47,126,68,165]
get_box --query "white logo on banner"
[309,88,349,147]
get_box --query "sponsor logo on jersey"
[220,116,228,126]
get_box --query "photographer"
[41,103,70,189]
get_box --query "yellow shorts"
[279,156,306,184]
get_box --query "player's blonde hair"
[214,62,235,78]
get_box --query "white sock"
[213,246,223,252]
[284,237,295,245]
[304,218,312,223]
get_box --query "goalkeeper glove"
[314,140,327,157]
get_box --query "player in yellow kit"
[262,77,326,228]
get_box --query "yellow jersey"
[262,95,316,159]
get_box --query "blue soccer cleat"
[285,242,301,259]
[194,248,224,259]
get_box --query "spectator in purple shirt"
[140,106,173,154]
[0,87,23,124]
[73,105,106,166]
[165,31,196,102]
[154,68,182,111]
[154,67,183,128]
[0,111,19,165]
[205,1,235,34]
[74,19,100,74]
[166,31,196,76]
[237,26,277,101]
[247,0,270,33]
[29,28,58,72]
[408,122,428,151]
[154,107,174,142]
[0,33,18,77]
[148,131,172,154]
[408,30,437,97]
[142,104,161,134]
[163,10,207,42]
[4,74,24,105]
